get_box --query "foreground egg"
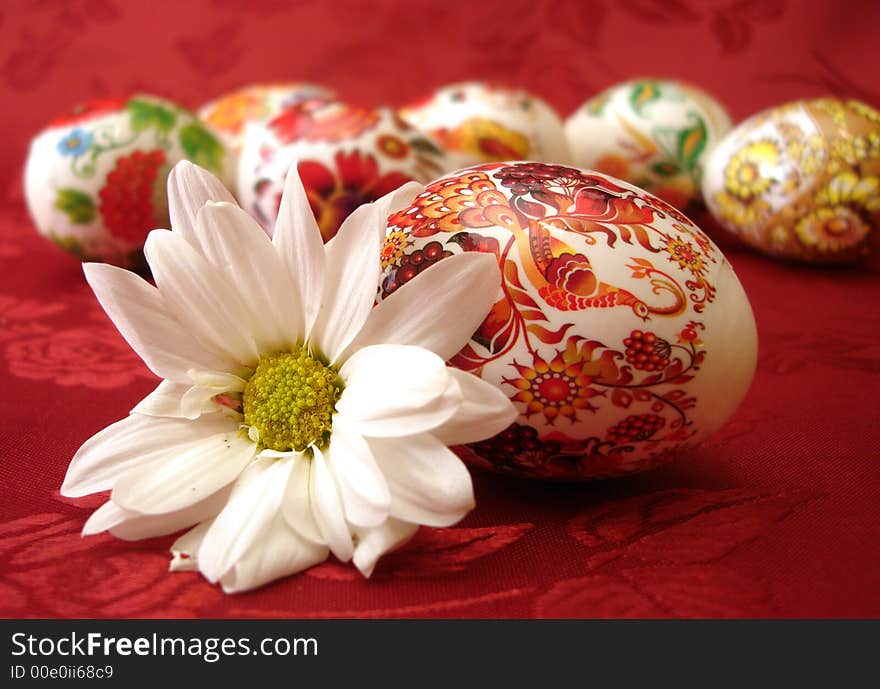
[24,95,232,268]
[237,98,448,240]
[702,98,880,265]
[379,162,757,480]
[566,79,732,211]
[399,81,570,171]
[198,82,334,154]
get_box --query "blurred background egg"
[566,78,732,212]
[237,97,448,240]
[379,161,757,481]
[399,81,570,171]
[24,95,232,269]
[702,98,880,265]
[198,82,335,154]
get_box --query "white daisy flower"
[61,161,515,593]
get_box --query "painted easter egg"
[566,79,732,212]
[198,82,335,154]
[379,162,757,480]
[399,81,570,171]
[24,95,232,268]
[702,98,880,265]
[237,98,448,240]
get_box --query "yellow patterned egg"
[702,98,880,265]
[566,79,732,212]
[399,81,571,172]
[378,162,757,481]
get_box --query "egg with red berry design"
[378,161,757,480]
[24,95,232,269]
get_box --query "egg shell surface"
[198,82,335,154]
[237,98,448,241]
[702,98,880,265]
[399,81,571,171]
[379,161,758,480]
[566,79,732,210]
[24,95,232,268]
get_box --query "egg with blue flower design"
[24,95,233,269]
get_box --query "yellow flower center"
[242,347,343,452]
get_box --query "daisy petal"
[281,455,322,543]
[311,202,383,363]
[368,433,475,527]
[431,369,518,445]
[111,430,256,514]
[337,344,462,438]
[370,181,423,238]
[309,446,353,561]
[170,520,212,572]
[352,518,419,578]
[344,252,501,361]
[258,449,296,460]
[145,230,260,366]
[194,202,303,349]
[83,487,231,540]
[167,161,237,248]
[62,413,234,497]
[197,456,293,582]
[84,263,233,382]
[179,386,222,419]
[327,424,391,528]
[273,162,325,338]
[131,380,195,419]
[220,513,329,593]
[189,370,247,391]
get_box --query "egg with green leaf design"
[566,79,732,214]
[24,95,232,270]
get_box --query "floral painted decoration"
[60,161,516,593]
[399,81,571,171]
[379,162,757,481]
[24,95,232,268]
[237,98,447,242]
[566,79,732,213]
[702,98,880,265]
[197,82,335,153]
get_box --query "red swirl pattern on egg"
[379,162,757,480]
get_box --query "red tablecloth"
[1,0,879,618]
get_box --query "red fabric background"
[1,0,879,618]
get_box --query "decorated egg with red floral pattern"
[399,81,571,171]
[379,162,757,480]
[566,79,732,212]
[702,98,880,265]
[198,82,334,154]
[237,98,448,241]
[24,95,232,269]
